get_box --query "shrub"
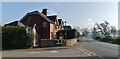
[95,35,120,45]
[2,26,34,50]
[56,29,81,39]
[101,36,113,42]
[113,38,120,45]
[95,36,101,40]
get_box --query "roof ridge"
[21,10,54,23]
[36,11,54,23]
[47,15,57,17]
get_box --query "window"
[43,22,47,27]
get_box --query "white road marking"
[80,38,105,58]
[79,48,92,56]
[28,51,58,54]
[29,52,40,54]
[80,43,104,58]
[51,51,58,53]
[78,46,99,57]
[92,53,97,56]
[28,51,48,54]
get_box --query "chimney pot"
[42,9,48,16]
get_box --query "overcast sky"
[2,2,118,30]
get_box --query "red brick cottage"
[4,9,64,46]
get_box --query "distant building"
[64,25,72,30]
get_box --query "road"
[79,38,118,57]
[2,38,119,58]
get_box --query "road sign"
[56,40,63,45]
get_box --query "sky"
[1,0,119,2]
[2,2,118,30]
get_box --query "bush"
[101,36,113,42]
[95,36,101,40]
[112,38,120,45]
[56,29,81,39]
[2,26,34,50]
[95,35,120,45]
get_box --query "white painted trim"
[20,13,29,22]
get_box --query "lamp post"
[64,21,67,47]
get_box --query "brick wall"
[66,38,77,46]
[21,14,50,39]
[50,23,54,39]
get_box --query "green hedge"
[2,26,34,50]
[56,29,81,39]
[95,36,120,45]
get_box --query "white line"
[82,49,97,56]
[28,51,48,54]
[79,48,92,56]
[51,51,58,53]
[80,41,104,58]
[92,53,97,56]
[79,47,98,56]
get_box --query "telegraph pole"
[64,21,67,47]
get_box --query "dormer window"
[43,22,47,27]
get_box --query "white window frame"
[43,22,47,27]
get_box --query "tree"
[118,30,120,38]
[111,26,117,37]
[81,28,89,37]
[95,21,111,37]
[91,27,99,39]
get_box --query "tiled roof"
[4,21,18,26]
[4,21,40,34]
[64,25,71,29]
[30,10,54,23]
[47,15,57,22]
[20,10,54,23]
[58,19,62,25]
[4,21,25,26]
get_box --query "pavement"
[2,37,119,58]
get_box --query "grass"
[95,36,119,45]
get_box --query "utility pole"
[64,21,67,47]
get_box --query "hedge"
[2,26,34,50]
[95,36,120,45]
[56,29,81,39]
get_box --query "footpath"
[2,47,68,52]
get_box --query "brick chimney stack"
[42,9,48,16]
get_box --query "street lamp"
[64,21,67,47]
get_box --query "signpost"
[64,21,67,47]
[56,40,63,45]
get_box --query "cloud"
[49,10,58,15]
[83,22,96,29]
[84,22,95,26]
[88,18,93,21]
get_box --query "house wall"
[21,13,64,40]
[21,14,50,39]
[50,23,54,39]
[33,27,37,46]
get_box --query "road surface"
[2,38,119,58]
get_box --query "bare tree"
[111,26,117,37]
[95,21,111,37]
[91,27,99,38]
[81,28,89,37]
